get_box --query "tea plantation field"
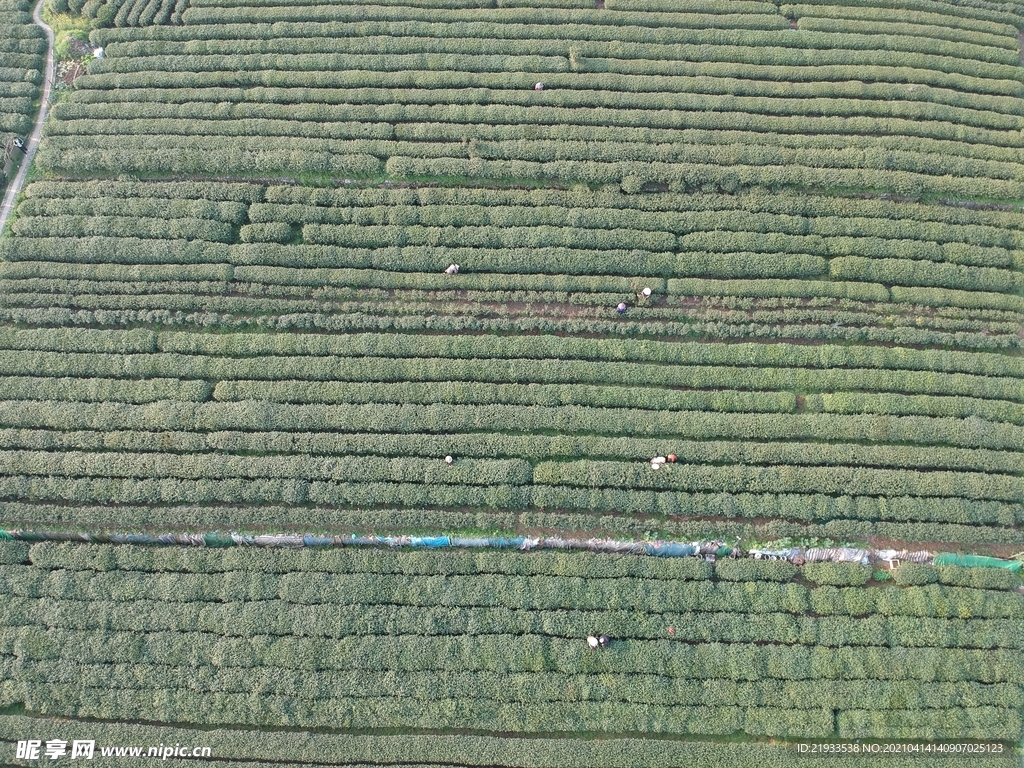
[0,0,1022,761]
[0,540,1022,764]
[0,0,46,190]
[2,181,1024,546]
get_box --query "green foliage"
[535,459,1024,503]
[54,30,88,60]
[3,3,1024,727]
[57,0,186,28]
[1,545,1023,740]
[936,565,1021,590]
[240,222,293,244]
[892,563,941,586]
[803,562,872,586]
[0,0,45,142]
[34,0,1024,208]
[0,712,1021,768]
[0,541,28,564]
[715,559,798,582]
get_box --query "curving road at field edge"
[0,0,54,236]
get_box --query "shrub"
[0,542,29,564]
[715,559,797,582]
[803,562,872,586]
[936,566,1021,590]
[892,563,940,586]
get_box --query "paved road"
[0,0,54,236]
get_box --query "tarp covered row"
[0,528,1019,573]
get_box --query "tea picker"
[616,302,627,315]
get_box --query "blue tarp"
[487,537,528,548]
[411,536,451,548]
[450,537,490,548]
[4,529,998,571]
[645,542,697,557]
[303,535,334,547]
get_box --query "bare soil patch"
[56,60,86,86]
[66,37,92,57]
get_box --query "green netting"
[202,532,234,548]
[15,531,47,542]
[0,530,13,541]
[933,553,1022,571]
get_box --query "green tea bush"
[936,566,1021,590]
[803,562,872,586]
[715,559,797,582]
[892,563,940,586]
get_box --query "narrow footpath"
[0,0,54,235]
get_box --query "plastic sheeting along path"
[3,528,1021,571]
